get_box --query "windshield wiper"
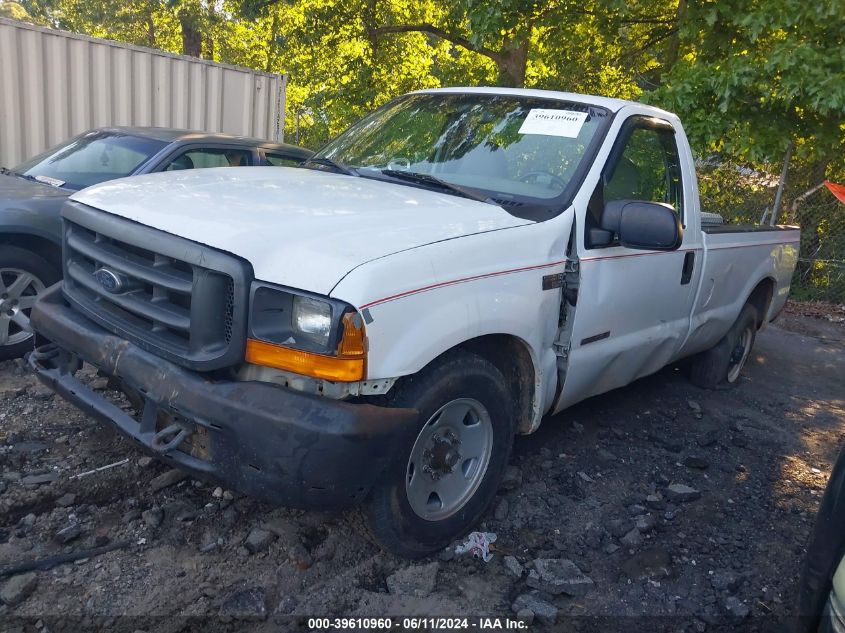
[15,172,46,184]
[378,169,498,206]
[3,168,38,183]
[303,156,358,176]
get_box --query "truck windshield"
[313,92,610,218]
[13,131,167,191]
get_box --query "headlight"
[292,296,332,347]
[245,282,366,381]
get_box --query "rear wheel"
[0,247,59,361]
[362,350,516,558]
[690,303,758,389]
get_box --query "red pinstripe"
[359,259,568,309]
[358,238,800,310]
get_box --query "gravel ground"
[0,309,843,632]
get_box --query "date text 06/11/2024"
[307,617,530,630]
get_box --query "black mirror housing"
[601,200,683,251]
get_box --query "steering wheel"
[519,171,567,189]
[386,158,411,171]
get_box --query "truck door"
[555,114,702,410]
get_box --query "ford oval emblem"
[94,268,124,293]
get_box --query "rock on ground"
[710,570,742,593]
[149,468,188,492]
[665,483,701,503]
[526,559,594,597]
[499,466,522,491]
[512,593,558,625]
[1,573,38,606]
[386,562,439,598]
[722,596,750,619]
[244,528,275,554]
[683,455,710,470]
[54,524,82,544]
[620,527,643,548]
[55,493,76,508]
[219,587,267,620]
[620,548,673,581]
[503,555,524,578]
[142,507,164,528]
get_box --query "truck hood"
[71,167,533,295]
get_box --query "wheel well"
[0,233,62,272]
[458,334,536,435]
[746,278,775,327]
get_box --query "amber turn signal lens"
[338,312,367,357]
[245,339,366,382]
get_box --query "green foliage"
[0,1,34,20]
[651,0,845,164]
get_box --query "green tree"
[652,0,845,166]
[0,1,35,21]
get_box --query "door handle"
[681,251,695,285]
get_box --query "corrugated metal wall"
[0,18,287,168]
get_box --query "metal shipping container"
[0,17,287,168]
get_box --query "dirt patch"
[0,314,843,631]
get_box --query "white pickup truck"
[28,87,799,557]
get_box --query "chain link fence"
[696,155,845,303]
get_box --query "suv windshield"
[314,92,610,218]
[13,131,167,191]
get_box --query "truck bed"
[682,224,801,359]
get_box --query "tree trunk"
[364,0,379,58]
[179,8,202,57]
[370,23,530,88]
[265,12,279,72]
[496,39,528,88]
[662,0,686,77]
[145,11,156,48]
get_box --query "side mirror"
[600,200,683,251]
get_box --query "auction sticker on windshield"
[518,109,588,138]
[33,174,65,187]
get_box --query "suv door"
[556,115,702,409]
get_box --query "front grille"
[62,201,252,370]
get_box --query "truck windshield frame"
[312,93,613,221]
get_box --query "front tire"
[362,350,516,558]
[690,303,758,389]
[0,247,59,361]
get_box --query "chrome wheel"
[405,398,494,521]
[0,268,46,347]
[727,327,753,383]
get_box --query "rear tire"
[362,349,516,558]
[0,247,59,361]
[690,303,758,390]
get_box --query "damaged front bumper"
[27,284,417,509]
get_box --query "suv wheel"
[0,247,59,361]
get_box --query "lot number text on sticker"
[518,109,588,138]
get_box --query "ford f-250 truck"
[27,88,800,557]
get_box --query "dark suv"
[795,444,845,632]
[0,127,312,360]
